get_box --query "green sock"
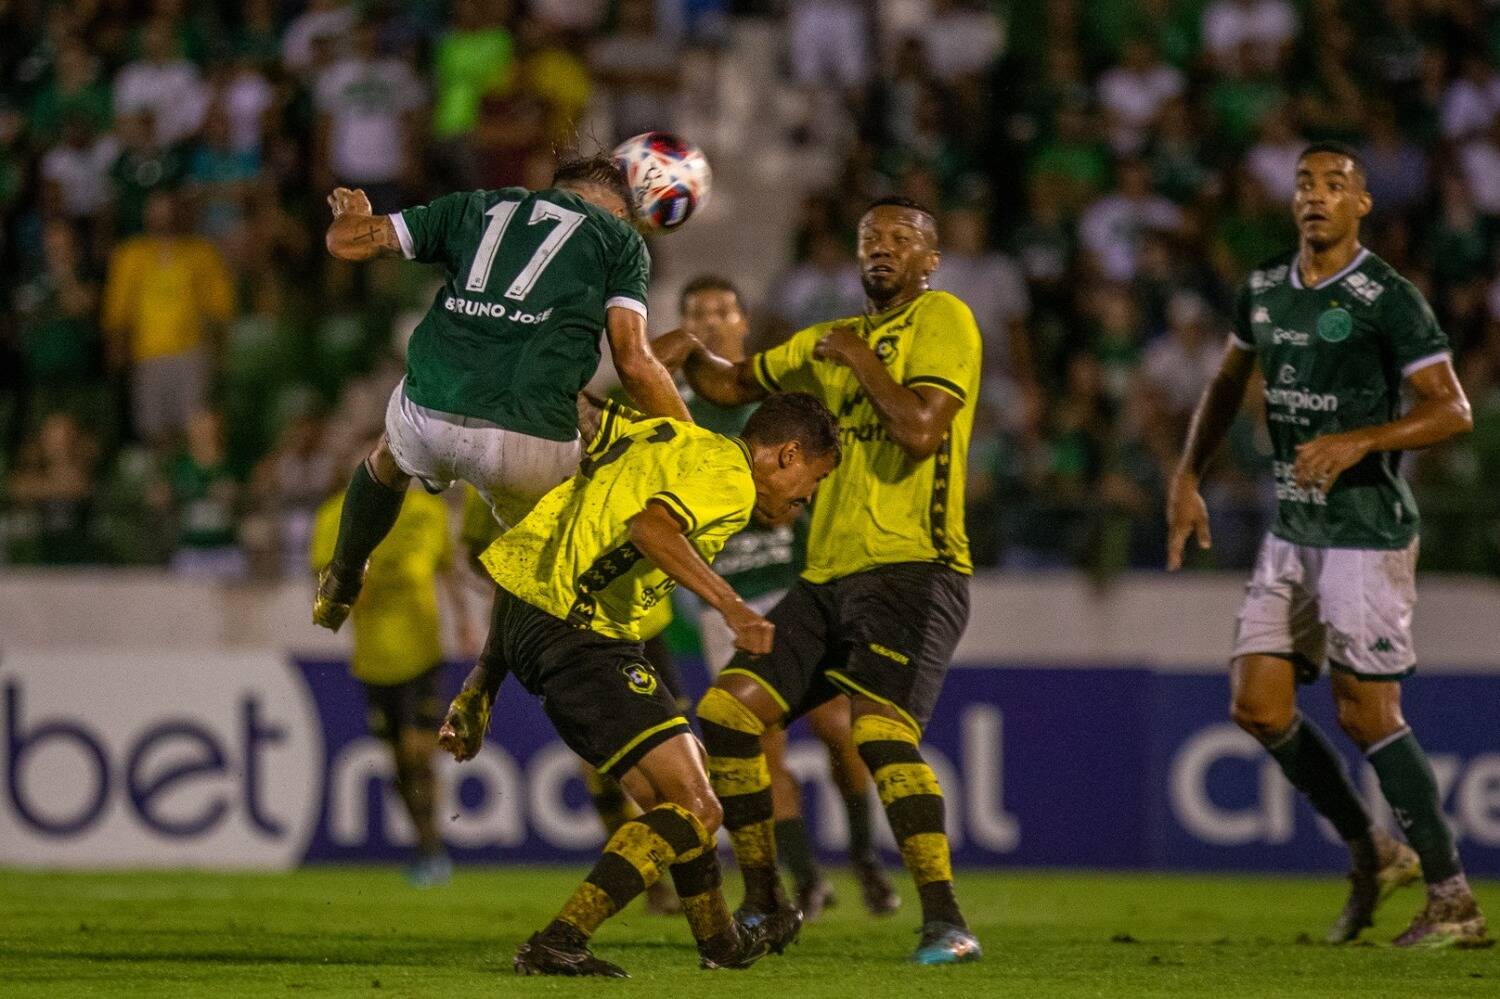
[844,793,875,862]
[1368,729,1462,884]
[331,461,407,578]
[1264,714,1372,842]
[774,817,820,888]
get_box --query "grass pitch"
[0,867,1494,998]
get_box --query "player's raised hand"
[649,328,702,370]
[1292,429,1372,492]
[724,600,775,656]
[1165,472,1211,571]
[327,187,373,218]
[813,324,867,367]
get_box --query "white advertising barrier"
[0,650,324,868]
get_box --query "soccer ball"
[611,131,712,233]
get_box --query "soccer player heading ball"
[1168,142,1488,948]
[660,197,985,965]
[312,156,688,632]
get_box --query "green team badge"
[1316,307,1352,343]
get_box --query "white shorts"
[384,381,580,528]
[699,590,788,677]
[1231,533,1419,680]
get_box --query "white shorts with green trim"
[1231,533,1419,680]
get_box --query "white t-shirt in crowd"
[114,58,210,145]
[315,57,426,184]
[1079,193,1184,282]
[41,136,122,217]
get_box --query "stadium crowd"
[2,0,1500,577]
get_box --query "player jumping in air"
[468,392,840,976]
[313,157,688,631]
[661,198,984,964]
[673,273,898,919]
[1167,142,1488,948]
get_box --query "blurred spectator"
[12,223,99,416]
[1028,98,1111,217]
[3,412,100,564]
[1460,114,1500,218]
[28,38,112,144]
[516,18,593,147]
[1139,291,1225,459]
[1079,158,1184,283]
[186,106,260,242]
[1441,51,1500,142]
[764,229,866,336]
[314,16,427,212]
[1096,35,1184,156]
[589,0,681,140]
[1244,105,1303,204]
[218,55,276,159]
[1360,104,1430,219]
[109,110,188,238]
[250,407,338,577]
[40,113,119,231]
[102,191,234,448]
[788,0,869,91]
[918,0,1005,85]
[156,408,245,579]
[113,17,210,146]
[283,0,357,77]
[1201,0,1296,75]
[433,0,515,144]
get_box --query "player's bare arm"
[813,324,962,460]
[1292,358,1472,491]
[681,340,768,407]
[627,500,773,654]
[1166,343,1258,570]
[606,307,693,422]
[324,187,401,261]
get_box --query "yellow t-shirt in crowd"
[102,235,234,361]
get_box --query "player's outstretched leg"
[314,440,410,631]
[808,695,899,916]
[1232,657,1417,943]
[582,765,680,915]
[697,685,796,920]
[516,734,797,976]
[851,705,979,964]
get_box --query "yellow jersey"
[311,490,452,684]
[752,290,981,583]
[102,235,234,361]
[481,416,754,641]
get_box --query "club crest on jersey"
[620,662,658,696]
[1316,307,1352,343]
[874,335,900,363]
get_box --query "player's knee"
[807,697,851,746]
[697,685,767,738]
[1230,696,1295,744]
[663,780,723,836]
[1333,698,1402,750]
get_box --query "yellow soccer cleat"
[312,564,363,632]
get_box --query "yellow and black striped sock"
[554,802,708,938]
[583,767,640,836]
[697,686,787,913]
[670,845,735,949]
[852,714,966,930]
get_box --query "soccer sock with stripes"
[1367,729,1463,884]
[698,687,789,913]
[552,802,710,939]
[853,713,966,930]
[774,818,822,889]
[330,460,406,578]
[1263,713,1374,853]
[670,844,736,951]
[583,768,640,837]
[844,793,876,863]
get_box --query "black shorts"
[482,587,692,779]
[363,665,444,743]
[723,562,969,732]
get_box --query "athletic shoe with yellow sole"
[1326,838,1422,943]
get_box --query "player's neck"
[1297,237,1363,288]
[866,286,926,317]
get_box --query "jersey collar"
[1289,246,1369,290]
[863,290,927,331]
[731,436,753,472]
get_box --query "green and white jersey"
[390,186,650,442]
[685,388,799,600]
[1232,247,1450,549]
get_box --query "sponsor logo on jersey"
[1272,327,1309,346]
[1369,637,1394,654]
[1272,461,1329,506]
[1316,307,1353,343]
[444,296,555,325]
[1340,272,1384,304]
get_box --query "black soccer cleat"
[852,856,901,916]
[700,907,803,970]
[514,926,628,978]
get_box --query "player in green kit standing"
[312,157,689,630]
[676,274,899,920]
[1168,143,1487,948]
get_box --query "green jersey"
[390,187,650,441]
[686,389,799,600]
[1232,248,1450,549]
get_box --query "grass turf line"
[0,868,1494,998]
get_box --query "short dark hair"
[742,392,842,464]
[553,155,637,220]
[865,195,936,221]
[680,274,743,310]
[1298,141,1366,180]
